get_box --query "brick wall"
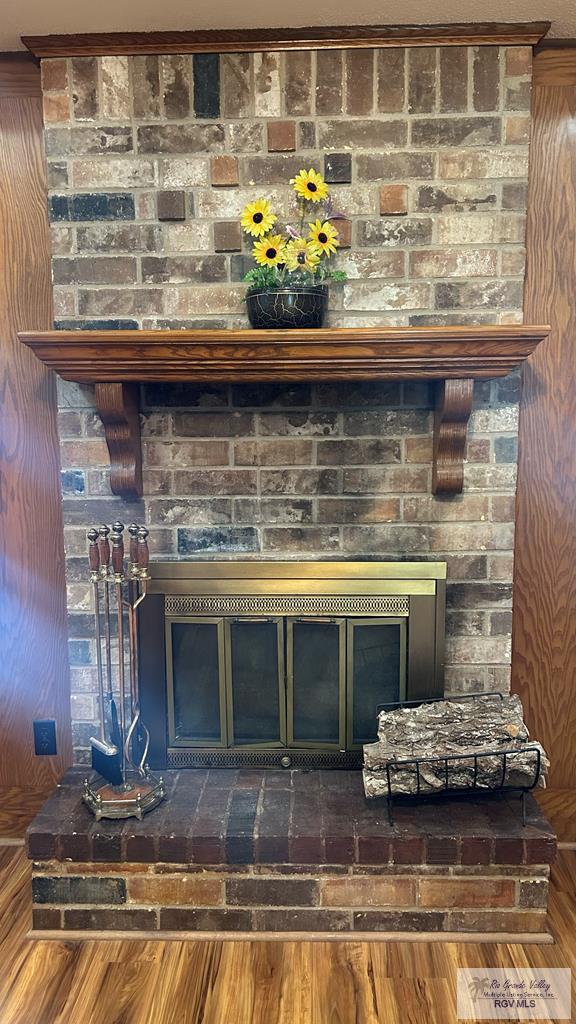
[39,45,532,760]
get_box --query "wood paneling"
[0,847,574,1021]
[0,54,41,98]
[533,47,576,86]
[21,22,550,58]
[512,49,576,790]
[0,787,51,838]
[536,790,576,845]
[0,55,72,787]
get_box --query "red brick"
[427,838,459,865]
[213,221,242,252]
[41,58,68,92]
[494,838,524,864]
[449,909,546,934]
[332,218,351,248]
[461,838,492,865]
[43,93,70,123]
[128,874,223,905]
[210,155,239,186]
[391,837,424,865]
[227,877,318,906]
[324,837,355,864]
[377,49,405,112]
[506,46,532,77]
[380,185,408,216]
[525,836,556,864]
[285,52,312,115]
[316,50,343,115]
[322,877,415,908]
[267,121,297,152]
[505,116,530,145]
[345,49,374,115]
[357,837,391,864]
[420,878,515,908]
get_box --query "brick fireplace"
[22,34,557,942]
[41,41,532,758]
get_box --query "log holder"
[374,692,543,827]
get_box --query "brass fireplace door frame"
[140,560,446,769]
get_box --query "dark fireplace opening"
[139,561,446,769]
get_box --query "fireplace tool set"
[83,522,165,820]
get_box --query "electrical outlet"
[33,720,57,756]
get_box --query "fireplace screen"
[140,561,445,769]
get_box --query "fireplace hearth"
[139,561,446,770]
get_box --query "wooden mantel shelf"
[19,325,549,499]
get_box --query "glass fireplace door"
[167,617,227,747]
[286,618,345,749]
[225,618,286,747]
[347,618,407,747]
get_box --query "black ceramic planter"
[246,285,328,329]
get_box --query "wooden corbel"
[94,383,142,499]
[432,379,474,495]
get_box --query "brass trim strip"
[151,560,447,581]
[164,595,411,617]
[153,580,434,598]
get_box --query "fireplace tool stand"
[83,522,165,820]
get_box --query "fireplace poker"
[98,525,122,759]
[111,521,128,785]
[87,529,123,786]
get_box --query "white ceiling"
[3,0,576,52]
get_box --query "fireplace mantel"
[19,325,549,499]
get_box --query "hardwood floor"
[0,847,574,1023]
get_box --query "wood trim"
[432,379,474,495]
[0,54,40,98]
[18,326,549,384]
[533,47,576,86]
[27,928,554,944]
[94,382,143,498]
[19,325,548,499]
[21,22,550,58]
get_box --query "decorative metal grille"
[164,594,410,617]
[167,748,363,769]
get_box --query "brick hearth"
[27,769,556,939]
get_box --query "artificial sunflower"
[241,198,276,237]
[284,237,321,273]
[308,219,339,257]
[252,233,286,267]
[291,168,329,203]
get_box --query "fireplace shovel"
[88,527,123,787]
[125,525,150,774]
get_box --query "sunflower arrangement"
[240,168,347,292]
